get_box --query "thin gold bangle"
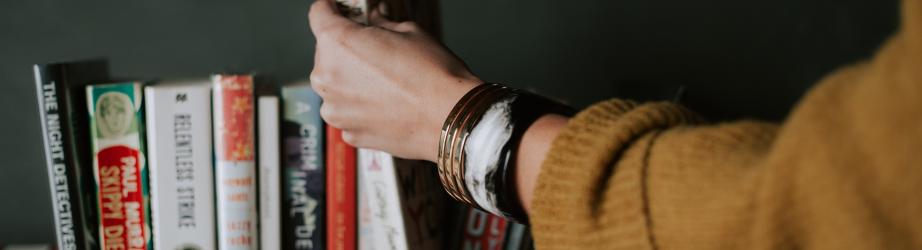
[442,84,499,202]
[438,83,500,203]
[448,86,509,206]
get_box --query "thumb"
[309,0,360,39]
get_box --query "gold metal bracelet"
[448,86,510,206]
[437,83,502,205]
[442,84,498,202]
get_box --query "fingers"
[308,0,361,40]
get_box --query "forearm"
[514,114,569,214]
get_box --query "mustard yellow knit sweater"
[530,0,922,249]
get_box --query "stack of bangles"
[437,83,574,224]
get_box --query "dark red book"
[460,208,510,250]
[326,126,356,250]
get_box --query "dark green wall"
[0,0,897,244]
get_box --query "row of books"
[33,59,531,250]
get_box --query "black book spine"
[281,85,326,250]
[34,61,106,250]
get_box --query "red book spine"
[461,208,509,250]
[327,126,357,250]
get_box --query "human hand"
[308,0,481,161]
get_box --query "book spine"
[327,126,356,250]
[87,82,152,250]
[145,84,216,249]
[357,149,407,250]
[281,86,326,250]
[393,159,455,250]
[34,64,85,250]
[258,96,281,250]
[460,208,509,250]
[357,160,376,250]
[213,75,259,249]
[502,223,527,250]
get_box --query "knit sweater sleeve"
[529,1,922,249]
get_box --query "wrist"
[435,83,574,223]
[514,114,569,213]
[422,75,481,162]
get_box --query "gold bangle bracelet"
[437,83,502,205]
[438,83,574,223]
[448,86,510,206]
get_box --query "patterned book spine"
[145,81,216,249]
[33,61,107,250]
[327,126,356,250]
[86,82,152,250]
[258,95,281,250]
[213,74,259,249]
[281,85,326,250]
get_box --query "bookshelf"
[0,0,898,246]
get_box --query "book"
[356,149,408,250]
[33,60,108,250]
[357,151,457,250]
[144,80,216,250]
[281,85,326,250]
[458,208,509,250]
[392,158,457,249]
[258,95,281,250]
[213,74,259,249]
[335,0,370,24]
[327,126,356,250]
[357,160,375,250]
[86,82,152,250]
[502,222,530,250]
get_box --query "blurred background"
[0,0,898,244]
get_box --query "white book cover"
[257,96,281,250]
[144,80,216,250]
[357,149,408,250]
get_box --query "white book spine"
[358,155,377,250]
[258,96,281,250]
[357,149,408,250]
[144,83,216,250]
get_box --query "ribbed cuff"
[530,99,699,249]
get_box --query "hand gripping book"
[326,4,366,249]
[86,82,153,250]
[258,95,282,250]
[213,74,259,249]
[145,80,216,249]
[33,60,108,250]
[281,84,326,250]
